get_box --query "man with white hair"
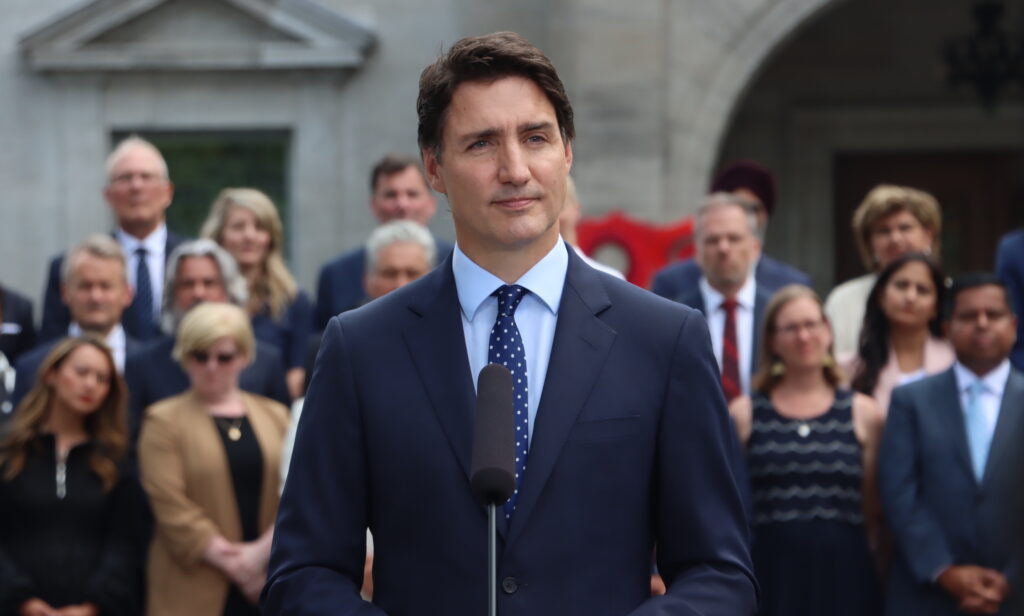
[40,136,188,341]
[123,239,289,442]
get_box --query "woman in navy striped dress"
[729,285,885,616]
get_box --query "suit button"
[501,577,518,594]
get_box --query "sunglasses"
[189,350,238,365]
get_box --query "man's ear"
[422,148,447,195]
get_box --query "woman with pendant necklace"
[138,302,288,616]
[0,337,141,616]
[729,285,885,616]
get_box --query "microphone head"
[470,363,516,506]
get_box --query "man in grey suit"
[880,272,1023,615]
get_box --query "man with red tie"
[674,193,771,401]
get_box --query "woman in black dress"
[0,337,140,616]
[729,285,885,616]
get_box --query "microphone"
[470,363,516,506]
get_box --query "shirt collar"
[69,322,126,348]
[953,359,1011,397]
[452,240,568,322]
[116,223,167,256]
[699,272,756,311]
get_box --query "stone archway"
[664,0,844,219]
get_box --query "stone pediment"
[20,0,376,71]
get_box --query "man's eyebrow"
[520,121,554,134]
[456,127,499,145]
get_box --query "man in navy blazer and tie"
[880,273,1023,615]
[674,194,771,402]
[264,32,755,615]
[40,136,187,342]
[651,160,810,300]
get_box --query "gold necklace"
[215,417,243,441]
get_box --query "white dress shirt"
[953,359,1010,453]
[116,224,167,320]
[453,240,567,444]
[699,274,756,396]
[69,322,128,373]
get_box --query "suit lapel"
[402,259,477,489]
[981,369,1024,488]
[933,369,978,485]
[506,250,616,546]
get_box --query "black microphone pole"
[470,364,516,616]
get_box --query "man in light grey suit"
[880,272,1023,615]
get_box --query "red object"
[720,297,740,402]
[575,211,694,288]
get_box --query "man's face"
[370,167,437,226]
[697,204,760,291]
[423,76,573,261]
[61,254,133,334]
[364,241,431,301]
[946,284,1017,372]
[173,256,228,312]
[103,146,174,234]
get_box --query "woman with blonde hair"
[138,302,287,616]
[0,337,141,616]
[825,184,942,357]
[729,285,883,616]
[201,188,311,399]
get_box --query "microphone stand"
[487,503,498,616]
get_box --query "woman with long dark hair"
[843,252,954,413]
[0,337,140,616]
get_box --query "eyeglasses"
[775,319,826,337]
[109,171,164,186]
[189,350,238,365]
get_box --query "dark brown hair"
[1,337,128,491]
[369,154,429,192]
[417,31,575,159]
[752,285,843,394]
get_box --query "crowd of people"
[0,31,1022,616]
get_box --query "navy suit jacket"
[879,367,1024,615]
[676,283,771,380]
[123,335,290,444]
[9,334,144,412]
[0,286,36,364]
[996,229,1024,371]
[39,231,188,342]
[313,238,454,331]
[264,247,756,615]
[651,254,810,301]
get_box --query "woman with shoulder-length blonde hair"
[138,302,288,616]
[729,285,884,616]
[201,188,312,399]
[0,337,142,616]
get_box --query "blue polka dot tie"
[489,284,529,519]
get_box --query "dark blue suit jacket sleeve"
[0,287,36,364]
[40,255,70,343]
[263,316,382,614]
[996,230,1024,371]
[878,385,954,583]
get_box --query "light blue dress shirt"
[452,240,568,445]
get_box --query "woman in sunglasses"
[0,337,141,615]
[138,302,288,616]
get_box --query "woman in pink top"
[843,252,954,413]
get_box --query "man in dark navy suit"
[40,136,187,342]
[651,160,810,299]
[11,235,143,409]
[265,32,755,615]
[0,285,35,415]
[314,154,453,329]
[880,273,1023,615]
[124,240,289,442]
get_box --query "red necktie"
[720,298,741,402]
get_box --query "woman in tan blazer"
[138,303,288,616]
